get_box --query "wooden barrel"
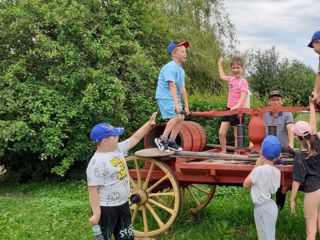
[144,121,207,152]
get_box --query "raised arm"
[127,112,157,149]
[218,57,228,81]
[243,156,264,188]
[313,73,320,102]
[309,100,317,134]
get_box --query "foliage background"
[0,0,316,182]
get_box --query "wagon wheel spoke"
[148,198,174,214]
[126,155,181,238]
[129,175,137,191]
[149,189,175,207]
[181,184,216,214]
[131,204,139,224]
[148,192,176,197]
[190,184,211,195]
[146,175,169,193]
[186,186,201,207]
[142,206,149,233]
[134,159,142,188]
[143,162,155,190]
[146,202,165,228]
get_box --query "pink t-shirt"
[226,76,249,108]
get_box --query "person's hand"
[175,105,181,114]
[89,214,100,225]
[310,90,320,104]
[218,57,224,65]
[184,106,190,115]
[290,200,296,215]
[255,156,264,166]
[230,106,238,111]
[148,112,157,126]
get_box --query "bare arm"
[231,91,247,110]
[88,186,101,225]
[243,173,253,188]
[312,73,320,103]
[127,112,157,149]
[169,81,180,113]
[290,180,300,214]
[309,101,317,134]
[218,57,228,81]
[243,157,264,188]
[181,86,189,114]
[314,73,320,93]
[286,123,294,148]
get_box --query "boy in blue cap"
[86,112,157,240]
[308,31,320,103]
[243,135,281,240]
[154,40,190,153]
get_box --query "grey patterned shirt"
[86,140,130,207]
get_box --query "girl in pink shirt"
[218,57,249,153]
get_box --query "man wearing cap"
[86,113,157,240]
[263,90,294,148]
[308,31,320,103]
[155,40,190,153]
[263,90,294,210]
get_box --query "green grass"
[0,181,308,240]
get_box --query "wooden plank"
[135,148,174,157]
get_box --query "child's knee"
[219,131,226,137]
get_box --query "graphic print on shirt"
[110,156,127,180]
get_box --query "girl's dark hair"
[230,57,244,68]
[299,134,320,156]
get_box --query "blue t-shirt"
[155,60,185,100]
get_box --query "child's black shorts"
[99,201,134,240]
[221,108,242,126]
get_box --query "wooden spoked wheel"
[126,156,181,237]
[181,184,216,214]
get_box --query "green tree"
[0,0,165,180]
[246,47,314,106]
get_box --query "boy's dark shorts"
[99,201,134,240]
[221,108,243,126]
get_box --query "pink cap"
[291,121,311,137]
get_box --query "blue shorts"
[157,99,182,120]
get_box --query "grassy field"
[0,181,308,240]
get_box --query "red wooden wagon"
[126,106,308,238]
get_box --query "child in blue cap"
[154,40,190,153]
[308,31,320,103]
[86,112,157,240]
[243,135,281,240]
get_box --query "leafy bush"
[0,0,166,181]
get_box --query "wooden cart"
[127,106,307,237]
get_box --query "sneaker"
[168,141,183,151]
[154,138,170,153]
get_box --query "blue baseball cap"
[167,40,189,55]
[261,135,281,160]
[307,31,320,48]
[90,123,124,143]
